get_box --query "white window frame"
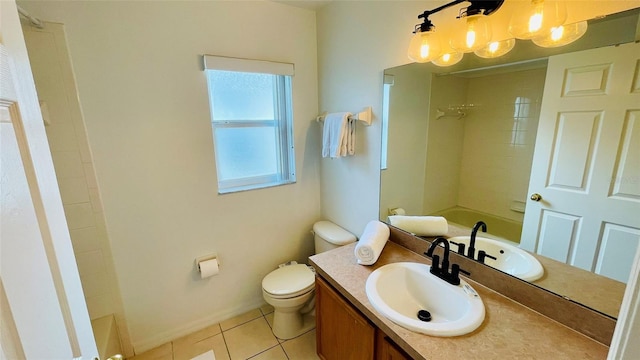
[203,55,296,194]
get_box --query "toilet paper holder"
[195,253,219,271]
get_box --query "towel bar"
[316,106,372,126]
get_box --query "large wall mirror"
[380,7,640,319]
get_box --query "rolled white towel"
[354,221,390,265]
[388,215,448,236]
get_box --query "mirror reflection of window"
[381,74,394,170]
[512,96,532,146]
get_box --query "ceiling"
[272,0,332,10]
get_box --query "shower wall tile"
[88,188,104,213]
[76,249,107,276]
[70,227,102,253]
[83,162,98,189]
[51,151,85,178]
[86,293,113,320]
[45,123,79,152]
[80,270,110,299]
[58,176,91,204]
[64,203,96,229]
[458,67,546,222]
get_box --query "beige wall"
[20,0,320,353]
[379,64,431,220]
[317,1,426,235]
[423,74,468,215]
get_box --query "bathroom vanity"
[310,241,609,359]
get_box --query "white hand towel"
[388,216,448,236]
[322,112,352,158]
[354,220,390,265]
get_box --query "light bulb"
[407,29,442,63]
[529,6,544,33]
[509,0,567,40]
[474,38,516,58]
[450,14,493,53]
[432,52,464,67]
[532,21,588,48]
[551,26,564,41]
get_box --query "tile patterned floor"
[129,305,320,360]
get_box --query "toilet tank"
[313,221,356,254]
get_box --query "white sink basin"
[365,262,484,337]
[448,236,544,282]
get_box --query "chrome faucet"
[468,221,487,260]
[424,237,469,285]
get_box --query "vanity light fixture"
[508,0,567,39]
[449,4,496,53]
[408,0,585,66]
[474,38,516,58]
[532,20,588,47]
[407,17,443,63]
[407,0,504,63]
[432,51,464,67]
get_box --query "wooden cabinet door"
[316,276,375,360]
[375,330,412,360]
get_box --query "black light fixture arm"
[415,0,505,32]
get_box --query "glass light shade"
[450,14,493,53]
[432,52,464,67]
[474,38,516,58]
[508,0,567,40]
[532,21,588,48]
[407,30,442,63]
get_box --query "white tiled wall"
[426,67,546,222]
[459,68,546,222]
[23,24,122,323]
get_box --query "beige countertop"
[441,223,625,318]
[309,241,609,360]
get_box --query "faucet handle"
[449,264,470,286]
[429,254,442,277]
[477,250,497,264]
[450,241,466,255]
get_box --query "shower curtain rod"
[17,5,44,29]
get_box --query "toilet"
[261,220,356,339]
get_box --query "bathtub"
[91,314,122,360]
[432,207,523,244]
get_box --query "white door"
[0,1,98,359]
[521,42,640,283]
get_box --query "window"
[203,55,295,193]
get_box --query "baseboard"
[132,297,267,354]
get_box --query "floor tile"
[247,346,287,360]
[129,342,173,360]
[282,329,319,359]
[259,304,274,315]
[224,317,279,359]
[220,308,263,331]
[173,333,229,360]
[265,312,274,329]
[173,323,222,348]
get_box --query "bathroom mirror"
[379,7,639,319]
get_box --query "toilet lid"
[262,264,315,297]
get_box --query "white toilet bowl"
[262,264,316,339]
[261,221,356,339]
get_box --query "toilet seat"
[262,264,315,299]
